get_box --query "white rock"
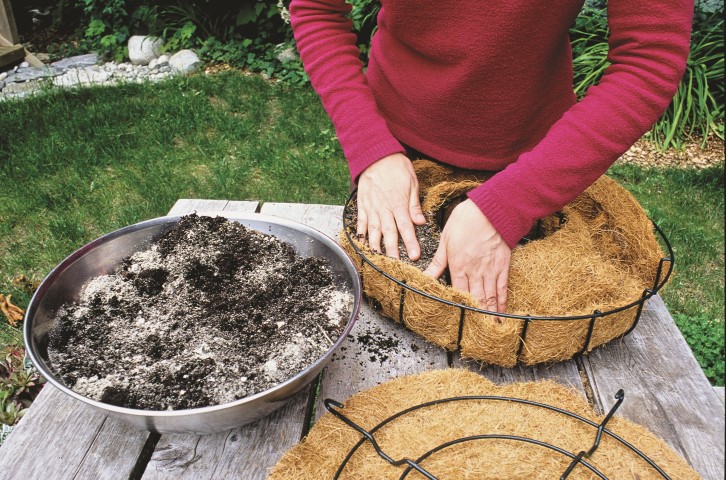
[20,61,29,68]
[276,46,298,64]
[128,36,164,65]
[148,58,158,70]
[53,69,110,87]
[169,50,201,74]
[0,72,7,81]
[157,54,170,65]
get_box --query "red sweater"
[289,1,692,248]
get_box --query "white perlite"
[47,215,355,411]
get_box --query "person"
[288,0,693,313]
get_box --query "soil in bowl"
[47,214,354,411]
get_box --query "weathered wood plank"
[0,44,23,68]
[166,199,232,216]
[582,295,724,480]
[0,386,149,479]
[142,389,310,480]
[0,0,19,45]
[454,355,588,398]
[0,32,41,67]
[142,200,310,479]
[261,202,343,241]
[317,303,449,421]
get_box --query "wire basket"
[341,188,674,366]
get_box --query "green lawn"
[1,71,723,385]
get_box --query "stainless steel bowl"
[24,212,361,434]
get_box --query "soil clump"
[47,214,353,411]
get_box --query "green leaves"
[0,346,44,428]
[648,14,724,149]
[673,313,725,385]
[571,6,724,150]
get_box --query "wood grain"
[0,44,23,68]
[454,355,588,398]
[0,386,149,479]
[582,295,724,480]
[0,0,19,44]
[142,389,310,480]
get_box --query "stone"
[157,54,170,65]
[169,50,201,74]
[5,66,62,83]
[148,58,158,70]
[20,62,29,68]
[34,52,51,63]
[0,72,7,81]
[128,36,164,66]
[276,47,298,64]
[0,80,4,91]
[51,53,99,70]
[0,81,43,96]
[52,69,111,87]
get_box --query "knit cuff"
[346,136,406,183]
[466,184,533,250]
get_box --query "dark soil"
[47,214,353,411]
[343,200,440,269]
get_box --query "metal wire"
[343,190,675,360]
[324,390,672,479]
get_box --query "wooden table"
[1,200,723,479]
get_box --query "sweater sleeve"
[289,0,405,181]
[467,0,693,249]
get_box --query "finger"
[449,266,469,295]
[367,212,383,254]
[468,277,486,310]
[483,270,499,314]
[423,242,448,279]
[496,267,509,313]
[409,186,426,225]
[380,211,401,260]
[392,207,421,261]
[356,208,368,242]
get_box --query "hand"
[357,153,427,260]
[423,200,511,313]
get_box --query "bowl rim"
[24,211,362,418]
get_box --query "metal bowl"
[24,212,361,434]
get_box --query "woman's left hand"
[423,199,511,313]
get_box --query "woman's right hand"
[356,154,427,260]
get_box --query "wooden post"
[0,0,20,44]
[0,0,43,68]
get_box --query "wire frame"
[324,390,674,480]
[342,190,675,360]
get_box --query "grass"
[608,163,725,384]
[0,71,723,385]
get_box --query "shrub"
[1,346,45,429]
[650,13,724,148]
[570,2,724,149]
